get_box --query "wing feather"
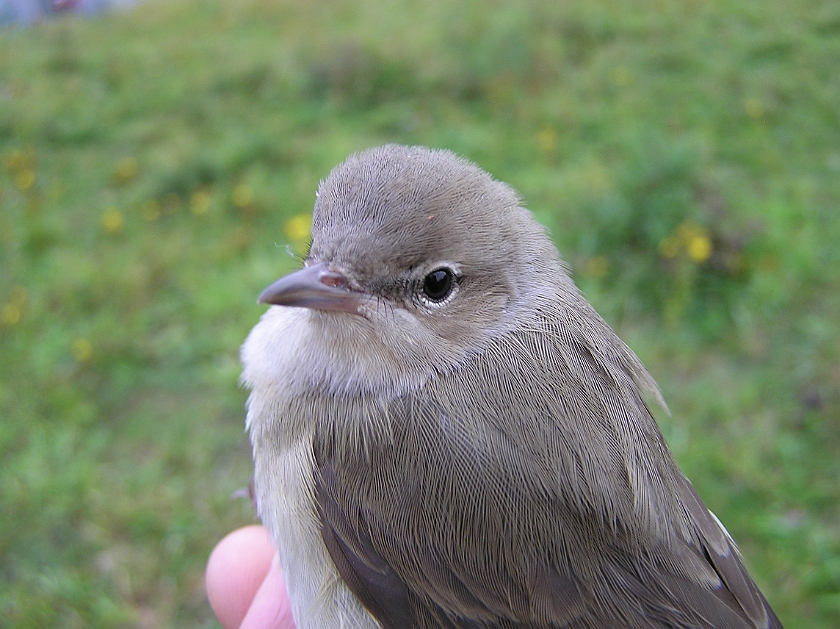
[313,310,782,628]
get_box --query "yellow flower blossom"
[190,189,212,216]
[101,207,124,234]
[3,286,29,325]
[114,157,139,184]
[1,304,21,326]
[4,148,33,173]
[659,221,712,263]
[15,169,36,191]
[232,183,253,208]
[537,127,558,153]
[584,255,610,278]
[744,98,764,120]
[687,233,712,263]
[284,214,312,242]
[3,149,24,171]
[71,338,93,363]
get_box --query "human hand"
[206,525,296,629]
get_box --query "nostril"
[318,270,347,289]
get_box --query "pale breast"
[242,307,382,628]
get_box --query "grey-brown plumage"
[242,144,783,629]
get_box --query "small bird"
[241,144,783,629]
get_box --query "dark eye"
[422,268,454,303]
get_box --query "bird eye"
[422,268,454,303]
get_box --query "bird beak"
[257,261,368,315]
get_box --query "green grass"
[1,0,838,626]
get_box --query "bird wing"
[312,324,782,629]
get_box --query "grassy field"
[1,0,838,627]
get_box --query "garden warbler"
[241,144,783,629]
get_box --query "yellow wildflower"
[15,169,35,191]
[101,207,124,234]
[190,189,212,216]
[232,183,253,208]
[114,157,139,184]
[537,127,558,153]
[687,233,712,263]
[744,98,764,120]
[71,338,93,363]
[584,255,610,279]
[1,304,21,326]
[284,214,312,242]
[660,221,712,263]
[3,149,24,171]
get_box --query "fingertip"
[206,525,275,629]
[240,554,296,629]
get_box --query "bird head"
[255,145,566,391]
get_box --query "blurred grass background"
[1,0,838,627]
